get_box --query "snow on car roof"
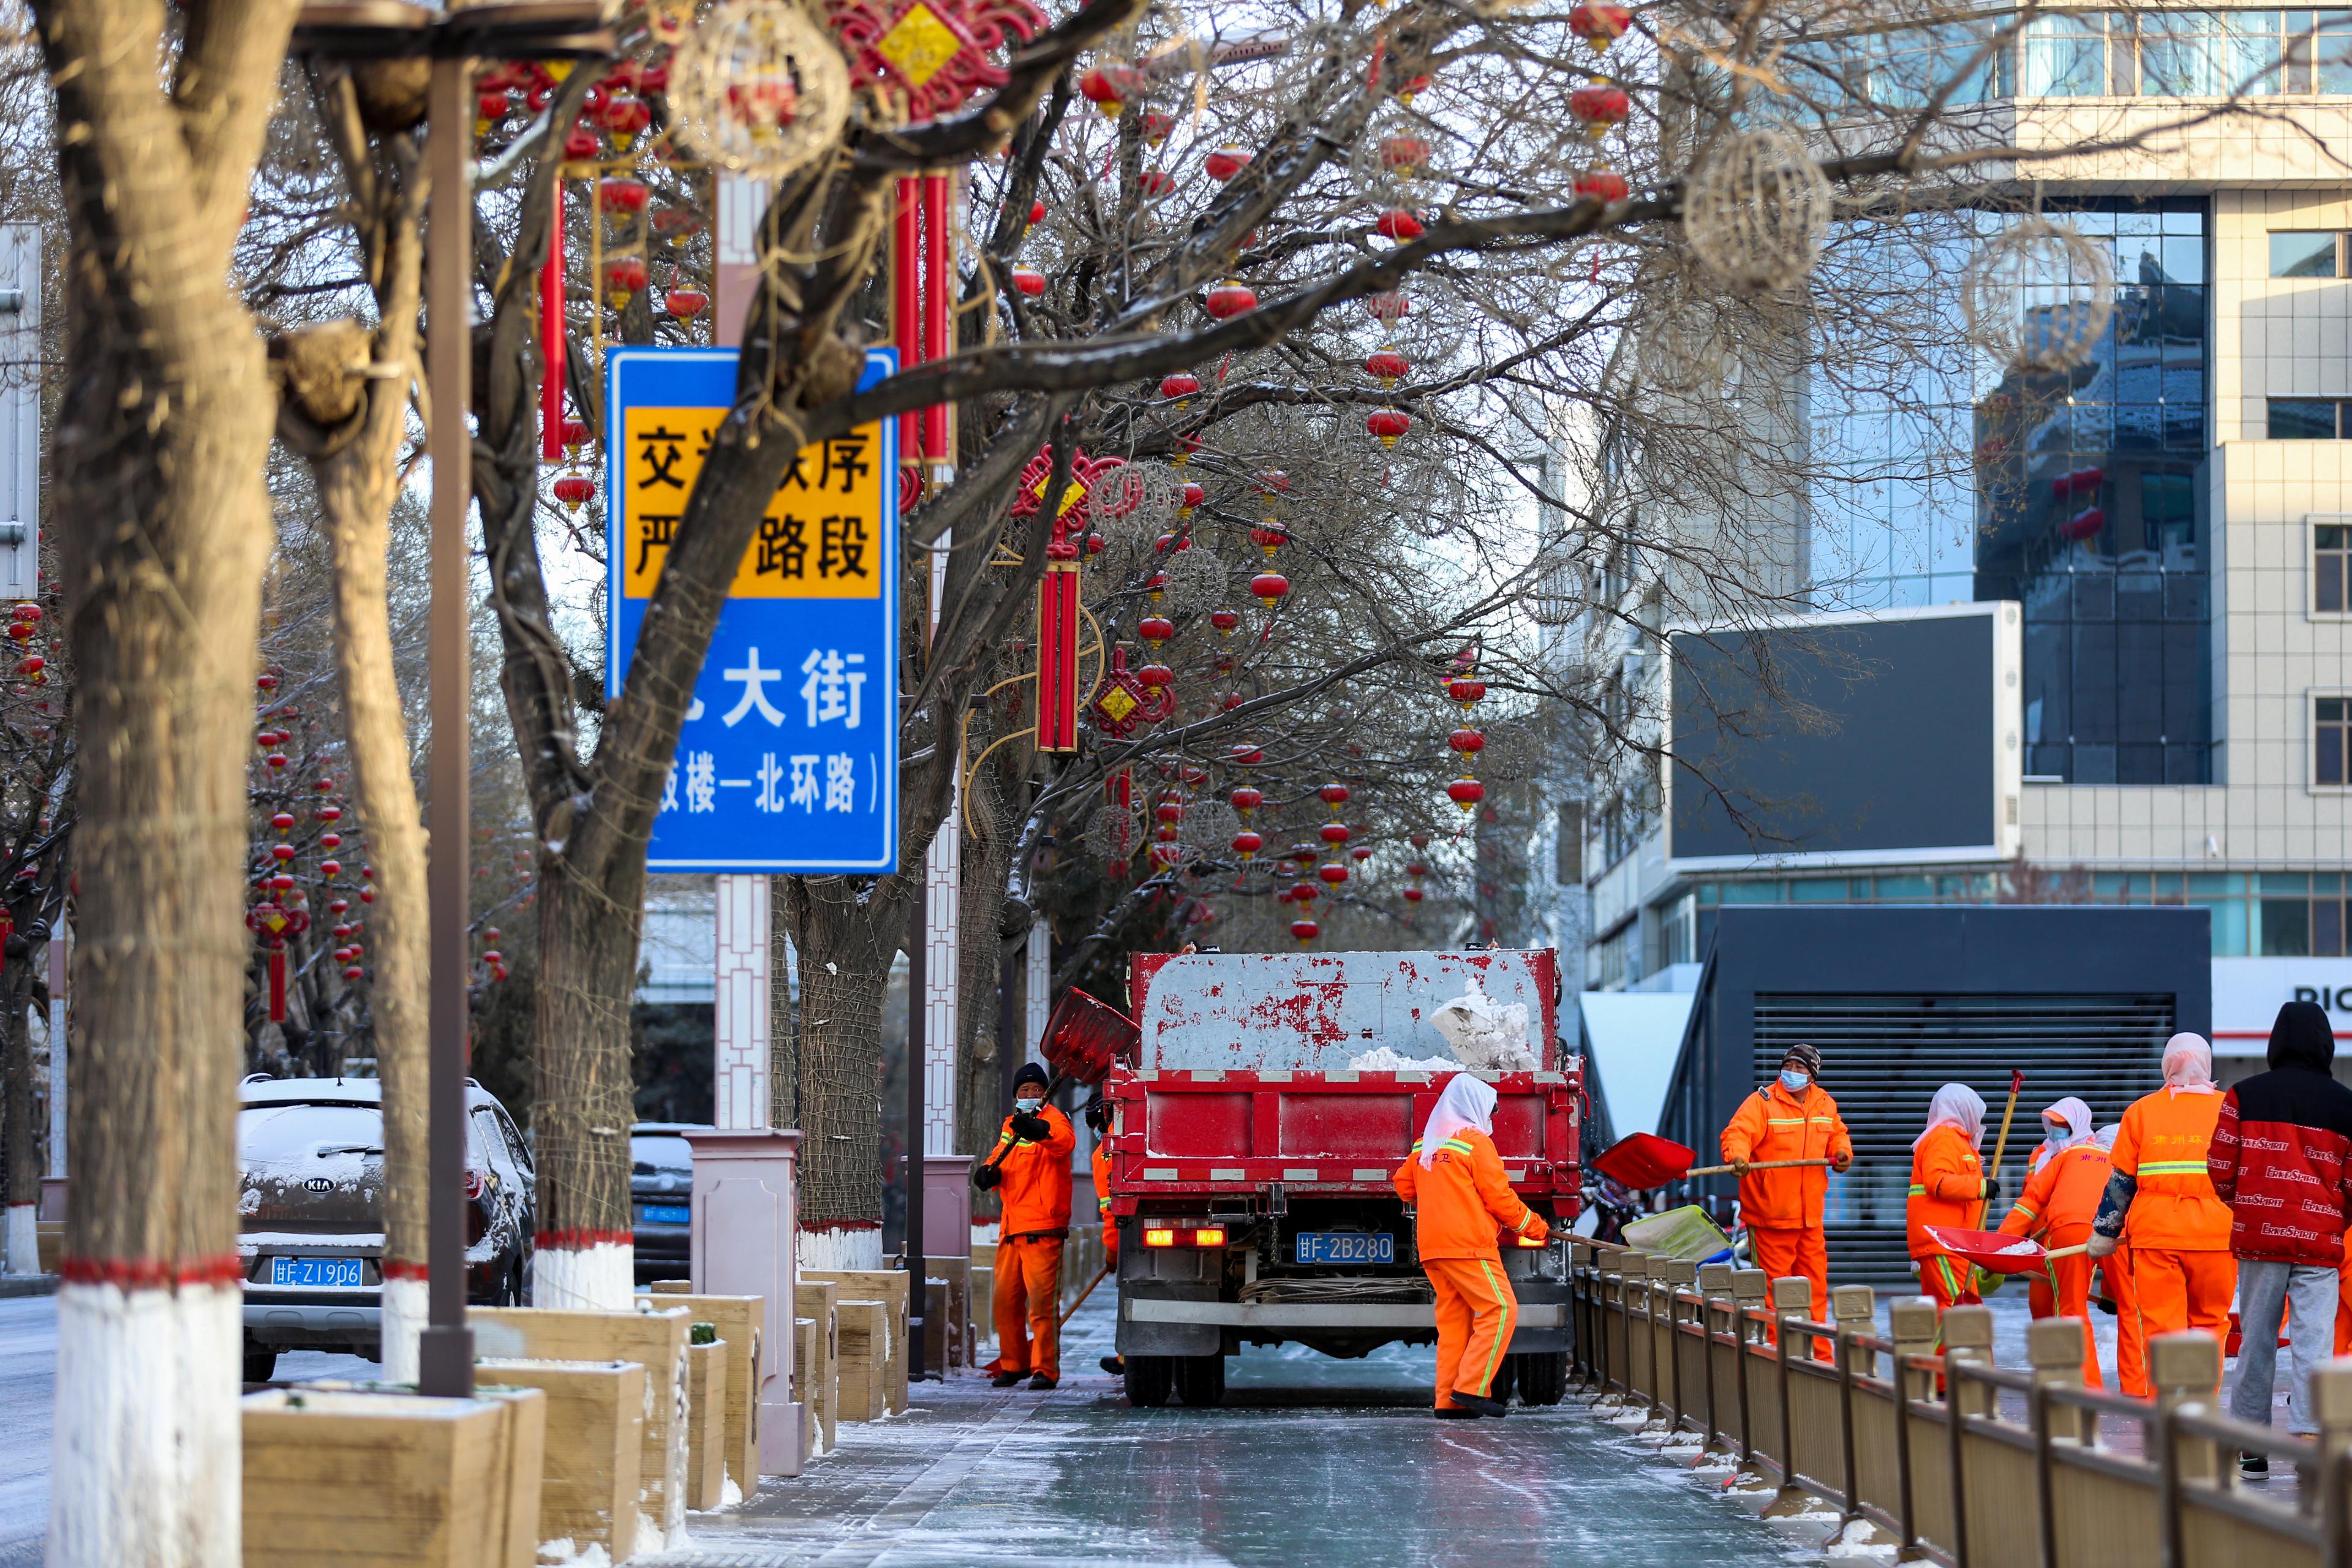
[239,1074,508,1111]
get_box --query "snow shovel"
[974,989,1137,1186]
[1590,1130,1838,1192]
[1919,1225,2089,1276]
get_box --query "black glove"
[1981,1175,2001,1205]
[1010,1112,1051,1142]
[972,1164,1001,1191]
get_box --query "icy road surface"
[644,1292,1793,1568]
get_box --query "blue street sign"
[605,346,899,872]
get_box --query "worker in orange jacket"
[974,1062,1076,1390]
[1086,1095,1124,1379]
[2089,1034,2234,1368]
[1909,1084,1991,1311]
[1997,1096,2108,1386]
[1721,1041,1852,1357]
[1393,1073,1550,1419]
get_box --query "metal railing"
[1566,1239,2352,1568]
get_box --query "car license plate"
[1294,1231,1394,1266]
[641,1204,690,1225]
[268,1256,363,1289]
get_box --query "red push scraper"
[1589,1130,1838,1193]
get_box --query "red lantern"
[1575,168,1631,203]
[1449,678,1487,707]
[1027,198,1046,227]
[1366,290,1410,322]
[316,805,341,823]
[1366,409,1411,449]
[1569,1,1634,50]
[477,89,509,126]
[1352,846,1372,862]
[1404,885,1425,903]
[1374,208,1423,242]
[1318,862,1348,887]
[560,418,591,453]
[1411,832,1430,849]
[1250,522,1289,556]
[1570,85,1632,136]
[1137,662,1173,689]
[1320,783,1351,807]
[2062,506,2105,541]
[1210,608,1239,633]
[1079,64,1133,115]
[1138,614,1175,647]
[343,965,365,982]
[1447,778,1487,811]
[562,128,600,161]
[1379,134,1431,175]
[1289,918,1320,943]
[321,834,341,850]
[1229,785,1262,813]
[255,672,277,692]
[269,872,295,892]
[603,255,649,305]
[1180,482,1205,516]
[554,474,595,510]
[1365,347,1409,386]
[270,812,295,832]
[1160,372,1199,404]
[266,753,289,771]
[1204,145,1251,182]
[320,859,342,877]
[1250,571,1289,607]
[599,94,652,149]
[1142,110,1175,144]
[1449,727,1485,756]
[1137,169,1176,200]
[1232,831,1263,859]
[1205,281,1257,319]
[1320,822,1351,845]
[665,287,709,318]
[1231,743,1264,765]
[1011,266,1046,297]
[1155,800,1184,825]
[599,176,649,213]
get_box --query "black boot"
[990,1370,1026,1388]
[1434,1406,1479,1420]
[1450,1390,1508,1418]
[1100,1355,1125,1376]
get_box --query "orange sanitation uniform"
[986,1102,1076,1382]
[1998,1140,2112,1387]
[2105,1244,2147,1397]
[2109,1088,2234,1360]
[1722,1080,1852,1356]
[1394,1129,1550,1409]
[1093,1139,1118,1264]
[1908,1125,1985,1311]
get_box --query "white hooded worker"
[1392,1074,1550,1417]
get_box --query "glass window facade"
[2320,696,2349,785]
[2270,230,2343,276]
[1815,203,2212,788]
[2319,524,2348,612]
[2269,398,2346,438]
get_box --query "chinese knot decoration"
[1015,445,1128,753]
[825,0,1048,124]
[246,900,312,1022]
[1091,646,1176,738]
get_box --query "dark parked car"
[632,1122,704,1281]
[237,1074,534,1380]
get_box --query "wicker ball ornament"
[1962,216,2116,375]
[1105,459,1186,542]
[1176,797,1242,861]
[1157,544,1229,618]
[1681,127,1833,293]
[1082,803,1145,872]
[1634,285,1730,396]
[672,0,851,179]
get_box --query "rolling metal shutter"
[1754,993,2172,1281]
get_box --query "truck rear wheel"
[1513,1351,1567,1406]
[1173,1353,1226,1408]
[1123,1355,1174,1407]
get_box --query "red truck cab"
[1101,949,1580,1407]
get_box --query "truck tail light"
[1192,1227,1226,1247]
[1143,1227,1176,1248]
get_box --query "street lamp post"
[290,0,612,1400]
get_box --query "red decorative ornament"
[1568,1,1634,50]
[598,176,649,212]
[1289,918,1320,943]
[1320,783,1351,808]
[1078,64,1137,116]
[824,0,1050,125]
[1232,831,1263,859]
[1411,832,1430,850]
[1320,822,1351,846]
[1090,645,1175,736]
[1230,744,1264,766]
[554,474,595,511]
[266,753,289,771]
[1379,134,1431,176]
[1011,266,1046,297]
[2062,506,2105,541]
[1204,145,1251,183]
[560,417,591,454]
[1229,786,1262,815]
[320,859,342,877]
[1449,727,1486,756]
[360,887,375,903]
[1366,409,1411,449]
[1250,571,1289,608]
[603,255,649,306]
[255,672,278,693]
[270,812,295,832]
[1365,347,1409,387]
[1137,614,1175,648]
[1179,482,1205,517]
[665,287,709,318]
[1365,290,1410,322]
[562,128,600,161]
[315,805,341,823]
[343,965,365,982]
[598,94,652,150]
[1447,778,1487,811]
[1141,110,1175,145]
[1448,677,1487,707]
[477,89,509,127]
[1318,862,1348,887]
[1137,169,1176,200]
[1159,371,1199,405]
[1374,208,1423,242]
[1205,281,1257,319]
[1155,799,1184,825]
[1570,85,1632,136]
[1250,521,1289,556]
[1352,846,1372,862]
[1137,661,1173,690]
[1028,198,1046,225]
[1575,168,1630,203]
[1403,885,1425,903]
[1210,608,1240,634]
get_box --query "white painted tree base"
[50,1281,241,1568]
[2,1202,36,1275]
[797,1227,882,1271]
[379,1275,427,1384]
[532,1242,633,1312]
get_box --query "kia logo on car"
[304,1177,333,1192]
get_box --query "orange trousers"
[1426,1256,1519,1409]
[2103,1246,2147,1397]
[2129,1248,2233,1370]
[1918,1252,1981,1312]
[1751,1225,1830,1359]
[2027,1254,2103,1389]
[987,1234,1065,1381]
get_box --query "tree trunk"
[955,758,1020,1163]
[38,0,293,1555]
[766,881,796,1132]
[528,854,644,1306]
[775,873,914,1268]
[1,941,37,1273]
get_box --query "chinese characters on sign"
[608,347,899,872]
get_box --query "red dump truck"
[1098,948,1581,1408]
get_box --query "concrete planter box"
[475,1359,643,1564]
[644,1288,765,1498]
[242,1385,545,1568]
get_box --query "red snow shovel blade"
[1921,1226,2049,1275]
[1590,1131,1698,1191]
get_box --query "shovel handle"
[2044,1243,2090,1262]
[1684,1158,1841,1178]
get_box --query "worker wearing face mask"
[1997,1096,2108,1387]
[1909,1084,1992,1311]
[1086,1094,1125,1379]
[975,1061,1076,1390]
[1721,1043,1853,1356]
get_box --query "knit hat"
[1779,1042,1822,1078]
[1014,1061,1050,1091]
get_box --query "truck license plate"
[1295,1232,1394,1266]
[268,1256,363,1289]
